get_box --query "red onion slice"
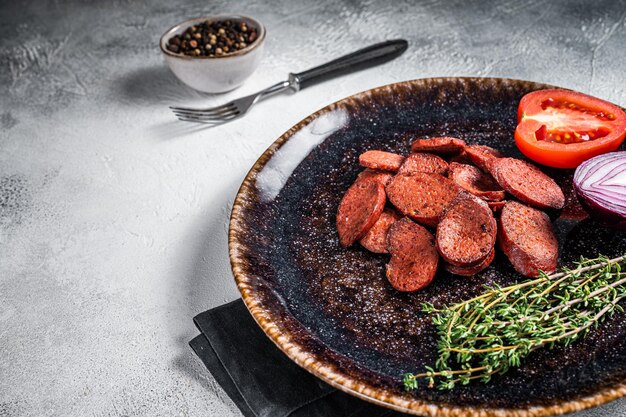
[573,151,626,228]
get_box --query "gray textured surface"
[1,0,626,416]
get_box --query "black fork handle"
[289,39,409,91]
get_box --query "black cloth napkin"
[190,299,412,417]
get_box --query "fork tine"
[177,114,240,125]
[176,112,241,123]
[170,106,236,116]
[169,107,239,116]
[173,109,240,121]
[176,117,225,125]
[172,79,292,123]
[169,102,236,114]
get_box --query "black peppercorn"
[167,19,259,57]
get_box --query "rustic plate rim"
[228,76,626,417]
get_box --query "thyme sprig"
[404,254,626,391]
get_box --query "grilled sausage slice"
[491,158,565,210]
[464,145,502,172]
[410,137,466,154]
[359,150,405,172]
[448,162,505,201]
[356,169,394,187]
[386,218,439,292]
[359,209,401,254]
[487,200,506,214]
[397,153,449,176]
[386,172,461,227]
[498,201,558,277]
[444,248,495,276]
[436,193,497,267]
[336,179,386,247]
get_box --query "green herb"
[404,254,626,391]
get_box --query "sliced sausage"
[386,172,461,227]
[359,150,405,172]
[487,200,506,214]
[449,150,472,164]
[498,201,558,277]
[336,180,386,247]
[465,145,503,172]
[356,169,394,187]
[436,193,497,266]
[359,209,401,254]
[410,137,466,154]
[491,158,565,210]
[386,218,439,292]
[445,248,495,276]
[448,162,506,201]
[397,153,449,176]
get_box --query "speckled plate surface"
[228,77,626,416]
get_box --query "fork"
[171,39,408,125]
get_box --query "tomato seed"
[541,99,616,122]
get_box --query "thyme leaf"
[404,254,626,391]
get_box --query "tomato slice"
[515,89,626,168]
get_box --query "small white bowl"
[160,15,265,93]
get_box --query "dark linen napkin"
[190,299,410,417]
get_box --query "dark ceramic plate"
[229,77,626,416]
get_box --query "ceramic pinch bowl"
[159,15,265,93]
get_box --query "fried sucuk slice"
[491,158,565,210]
[445,248,495,276]
[449,150,472,164]
[436,193,497,267]
[359,209,401,253]
[498,201,558,277]
[386,218,439,292]
[358,150,405,172]
[356,169,394,187]
[487,200,506,214]
[386,172,461,227]
[410,137,466,154]
[336,180,386,247]
[397,152,449,176]
[465,145,503,172]
[448,162,506,201]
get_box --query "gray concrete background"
[1,0,626,415]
